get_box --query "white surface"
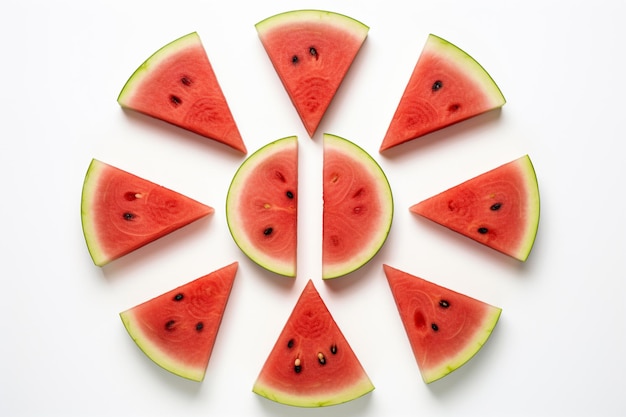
[1,1,625,416]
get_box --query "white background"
[1,1,625,416]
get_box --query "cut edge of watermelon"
[322,133,394,279]
[226,136,298,277]
[117,32,200,107]
[426,33,506,109]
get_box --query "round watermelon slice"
[323,134,394,279]
[256,10,369,137]
[253,280,374,407]
[410,155,540,261]
[118,32,246,153]
[226,136,298,277]
[81,159,213,266]
[120,262,238,382]
[383,264,502,384]
[380,34,506,152]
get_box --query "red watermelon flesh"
[120,262,238,382]
[323,133,393,279]
[253,280,374,407]
[256,10,369,137]
[118,32,246,153]
[380,34,506,152]
[411,155,540,261]
[226,136,298,277]
[383,264,502,384]
[81,159,213,266]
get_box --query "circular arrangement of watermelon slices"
[82,8,540,409]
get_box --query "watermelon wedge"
[383,264,502,384]
[118,32,246,153]
[120,262,238,382]
[253,280,374,407]
[256,10,369,137]
[411,155,540,261]
[81,159,213,266]
[380,34,506,152]
[226,136,298,277]
[323,134,393,279]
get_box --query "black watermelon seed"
[431,323,439,331]
[165,320,176,331]
[173,293,184,302]
[491,202,502,211]
[181,76,192,86]
[330,344,337,355]
[432,80,443,91]
[439,300,450,308]
[287,339,295,349]
[318,352,326,365]
[286,190,294,199]
[478,227,489,234]
[309,47,318,57]
[170,95,182,106]
[195,322,204,332]
[264,227,273,236]
[123,212,135,221]
[292,55,299,64]
[294,358,302,373]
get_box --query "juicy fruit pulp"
[81,159,213,266]
[120,262,238,382]
[380,34,506,151]
[253,280,374,407]
[118,32,246,153]
[384,264,502,383]
[411,155,540,261]
[226,136,298,276]
[256,10,369,137]
[323,134,393,279]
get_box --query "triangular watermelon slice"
[383,264,502,384]
[380,34,506,151]
[120,262,238,382]
[81,159,213,266]
[253,280,374,407]
[118,32,247,153]
[410,155,540,261]
[256,10,369,137]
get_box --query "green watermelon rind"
[255,9,369,38]
[226,136,298,277]
[323,133,394,279]
[422,304,502,384]
[120,309,206,382]
[514,155,541,261]
[81,159,108,266]
[426,33,506,108]
[117,32,200,106]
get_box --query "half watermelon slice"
[383,264,502,384]
[411,155,540,261]
[253,280,374,407]
[120,262,238,382]
[256,10,369,137]
[323,133,393,279]
[226,136,298,277]
[81,159,213,266]
[380,34,506,151]
[118,32,247,153]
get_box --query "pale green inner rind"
[426,34,506,108]
[422,306,502,384]
[255,9,369,38]
[81,159,108,266]
[120,310,205,382]
[117,32,201,106]
[226,136,298,277]
[322,134,394,279]
[514,155,541,261]
[253,376,374,408]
